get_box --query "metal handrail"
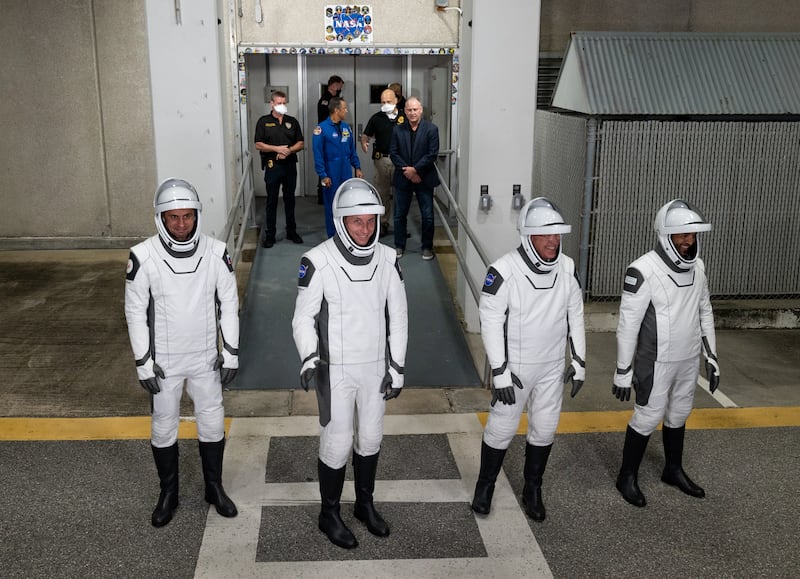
[221,150,256,268]
[432,161,493,387]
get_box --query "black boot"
[616,425,650,507]
[353,452,389,537]
[661,425,705,498]
[471,441,508,515]
[318,459,358,549]
[522,443,552,522]
[151,443,179,527]
[198,439,238,518]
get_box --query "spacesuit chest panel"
[148,237,217,354]
[642,252,704,361]
[322,246,388,363]
[506,256,569,364]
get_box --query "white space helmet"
[518,197,571,271]
[654,199,711,269]
[154,178,203,253]
[333,178,386,258]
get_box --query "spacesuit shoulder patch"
[482,266,504,295]
[221,250,234,273]
[126,251,140,281]
[623,267,644,294]
[298,256,316,288]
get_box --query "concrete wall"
[238,0,461,46]
[0,0,155,245]
[540,0,800,54]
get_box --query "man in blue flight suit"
[313,96,362,237]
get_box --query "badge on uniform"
[268,160,274,168]
[286,122,292,129]
[313,126,322,135]
[397,116,405,124]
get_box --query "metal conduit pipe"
[579,118,598,296]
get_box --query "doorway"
[244,52,452,198]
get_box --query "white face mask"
[380,103,395,114]
[273,103,288,116]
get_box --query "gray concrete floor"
[1,237,799,578]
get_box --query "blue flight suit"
[312,118,361,237]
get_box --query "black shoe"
[262,234,275,248]
[616,472,647,507]
[471,441,507,515]
[353,453,390,537]
[661,466,705,498]
[199,440,238,518]
[287,231,303,244]
[151,443,180,527]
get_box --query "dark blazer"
[389,118,441,190]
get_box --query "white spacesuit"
[613,199,719,508]
[472,197,586,523]
[124,178,239,527]
[292,178,408,549]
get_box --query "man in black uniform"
[316,75,344,205]
[254,91,305,248]
[361,88,403,234]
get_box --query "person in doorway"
[388,82,405,116]
[254,91,305,248]
[124,178,239,527]
[389,96,440,260]
[316,75,345,205]
[292,178,408,549]
[612,199,720,508]
[361,88,405,234]
[313,96,363,238]
[471,197,586,523]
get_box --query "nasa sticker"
[313,126,322,135]
[299,263,308,279]
[484,272,496,287]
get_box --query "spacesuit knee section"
[195,406,225,443]
[629,405,663,436]
[483,411,518,450]
[319,427,354,470]
[527,415,559,446]
[151,415,180,447]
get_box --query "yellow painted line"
[0,417,232,441]
[478,406,800,434]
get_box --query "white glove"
[380,367,404,400]
[491,368,523,406]
[612,367,633,401]
[136,357,164,394]
[705,356,720,393]
[563,359,585,398]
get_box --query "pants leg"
[525,362,565,446]
[323,182,337,238]
[263,168,281,239]
[151,373,185,448]
[319,365,358,469]
[282,165,298,234]
[415,188,435,251]
[393,187,412,249]
[352,364,386,458]
[185,352,225,444]
[373,157,394,228]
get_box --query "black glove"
[139,363,165,394]
[214,355,238,387]
[300,358,327,392]
[705,358,720,393]
[563,363,585,398]
[612,367,632,402]
[380,370,402,400]
[491,372,523,407]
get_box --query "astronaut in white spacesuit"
[471,197,586,523]
[292,178,408,549]
[612,199,719,508]
[124,178,239,527]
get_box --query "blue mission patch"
[299,264,308,278]
[484,272,495,286]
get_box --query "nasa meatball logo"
[126,259,133,275]
[299,264,308,279]
[484,272,496,287]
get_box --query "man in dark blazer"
[389,96,440,260]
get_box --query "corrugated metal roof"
[551,32,800,116]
